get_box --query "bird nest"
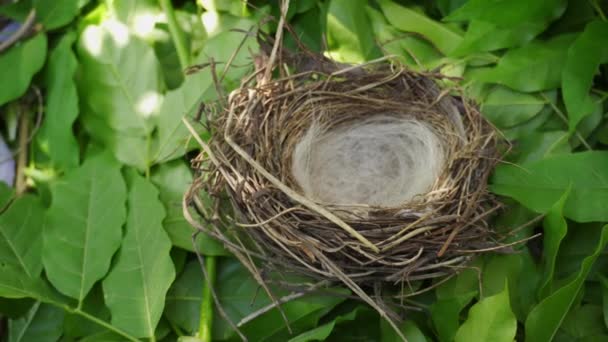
[183,20,502,338]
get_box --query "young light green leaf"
[326,0,382,63]
[491,151,608,222]
[8,302,64,342]
[77,22,163,170]
[474,34,576,92]
[0,194,45,278]
[538,190,569,298]
[37,32,80,170]
[150,161,227,255]
[102,171,175,339]
[454,284,516,342]
[562,20,608,133]
[525,225,608,342]
[33,0,79,30]
[43,153,127,302]
[446,0,566,55]
[378,0,463,55]
[0,34,47,106]
[480,87,546,129]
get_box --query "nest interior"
[184,24,501,336]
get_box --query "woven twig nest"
[184,20,501,337]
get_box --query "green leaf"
[560,304,606,340]
[511,131,570,164]
[77,22,163,170]
[480,87,546,129]
[150,161,226,255]
[0,194,45,278]
[601,275,608,329]
[539,190,569,298]
[491,151,608,222]
[367,6,442,70]
[446,0,567,55]
[432,266,480,342]
[165,260,202,334]
[0,34,47,106]
[562,20,608,133]
[198,22,258,87]
[37,32,80,170]
[33,0,79,30]
[0,264,66,305]
[43,153,127,302]
[378,0,463,55]
[474,34,576,92]
[109,0,161,40]
[102,171,175,339]
[288,308,359,342]
[525,225,608,342]
[454,284,516,342]
[326,0,381,63]
[212,259,347,341]
[431,294,476,342]
[62,285,115,339]
[151,72,212,164]
[8,302,64,342]
[380,319,428,342]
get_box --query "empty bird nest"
[183,16,504,339]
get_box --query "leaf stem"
[158,0,190,69]
[198,256,216,342]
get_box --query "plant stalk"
[198,256,217,342]
[158,0,190,69]
[15,106,30,195]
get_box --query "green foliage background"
[1,0,608,341]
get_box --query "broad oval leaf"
[446,0,566,55]
[525,225,608,342]
[326,0,382,63]
[367,6,442,70]
[150,161,227,255]
[0,34,47,106]
[33,0,79,30]
[0,264,66,305]
[37,32,80,170]
[475,34,576,92]
[43,153,127,302]
[378,0,463,55]
[151,72,212,164]
[8,302,64,342]
[0,193,45,278]
[454,285,516,342]
[562,20,608,133]
[102,171,175,339]
[77,22,163,170]
[480,86,545,129]
[491,151,608,222]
